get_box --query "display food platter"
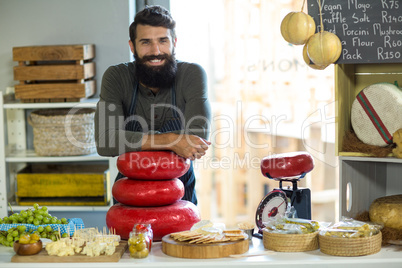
[11,241,128,263]
[161,234,249,259]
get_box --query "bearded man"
[95,5,211,205]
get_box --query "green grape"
[3,216,9,223]
[61,218,67,224]
[20,210,28,218]
[33,203,39,210]
[50,217,57,224]
[41,206,48,212]
[38,210,45,217]
[45,225,52,233]
[27,216,34,223]
[50,234,57,241]
[7,234,13,242]
[33,219,40,225]
[12,230,19,237]
[42,217,50,224]
[37,226,45,233]
[27,209,33,217]
[17,225,26,233]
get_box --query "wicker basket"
[263,230,319,252]
[318,232,382,256]
[29,108,96,156]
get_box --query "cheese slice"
[190,220,213,232]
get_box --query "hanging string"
[318,0,324,32]
[301,0,306,12]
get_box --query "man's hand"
[169,134,211,160]
[141,133,211,160]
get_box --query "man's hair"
[129,5,176,43]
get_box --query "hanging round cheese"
[351,82,402,147]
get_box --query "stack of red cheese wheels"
[106,151,201,241]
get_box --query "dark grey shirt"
[95,61,211,156]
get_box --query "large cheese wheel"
[117,151,191,180]
[261,151,314,179]
[112,177,184,207]
[106,201,200,241]
[351,82,402,147]
[369,194,402,230]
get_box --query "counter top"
[0,238,401,268]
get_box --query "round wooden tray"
[161,235,249,259]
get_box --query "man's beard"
[134,52,177,89]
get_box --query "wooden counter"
[0,238,401,268]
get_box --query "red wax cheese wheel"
[112,177,184,207]
[261,151,314,179]
[117,151,191,180]
[106,200,200,241]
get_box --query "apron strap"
[115,82,197,205]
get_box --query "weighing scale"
[254,152,314,238]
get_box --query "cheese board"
[161,234,249,259]
[10,241,127,263]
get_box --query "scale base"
[278,187,311,220]
[253,233,263,239]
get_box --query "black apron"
[114,82,197,205]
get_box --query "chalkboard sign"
[307,0,402,64]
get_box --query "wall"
[0,0,135,96]
[0,0,134,230]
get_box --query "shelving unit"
[335,63,402,218]
[339,156,402,218]
[0,92,117,220]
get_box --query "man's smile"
[148,58,164,66]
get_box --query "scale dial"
[255,189,288,232]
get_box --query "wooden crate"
[13,44,96,102]
[16,163,110,206]
[335,63,402,156]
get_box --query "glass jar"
[128,224,153,259]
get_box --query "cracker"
[189,235,212,244]
[223,229,243,235]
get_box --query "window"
[170,0,339,226]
